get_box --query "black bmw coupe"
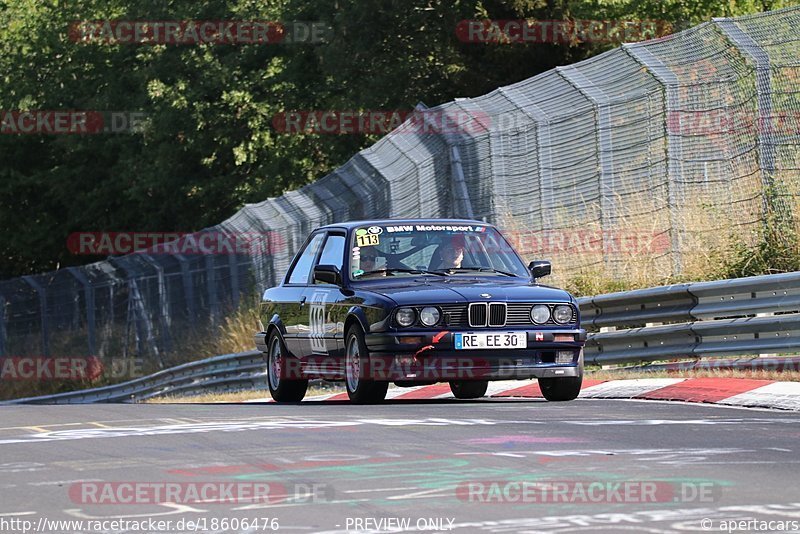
[254,219,586,403]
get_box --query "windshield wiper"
[435,267,517,277]
[357,268,448,277]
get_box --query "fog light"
[556,350,574,364]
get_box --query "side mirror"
[528,260,551,280]
[313,264,342,286]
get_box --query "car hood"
[358,278,572,306]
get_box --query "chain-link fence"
[1,7,798,364]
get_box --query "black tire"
[449,380,488,399]
[539,375,582,401]
[266,330,308,402]
[540,351,584,401]
[345,325,388,404]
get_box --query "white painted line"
[721,381,800,410]
[487,380,533,397]
[578,378,686,399]
[590,397,791,412]
[343,486,420,494]
[28,478,103,487]
[303,393,340,402]
[386,386,427,399]
[576,381,610,396]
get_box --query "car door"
[280,231,326,358]
[300,231,347,378]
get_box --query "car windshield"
[349,223,529,279]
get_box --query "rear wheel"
[345,325,388,404]
[449,380,488,399]
[266,331,308,402]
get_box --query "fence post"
[139,254,172,354]
[498,86,555,235]
[22,276,49,357]
[66,267,96,356]
[713,18,789,223]
[109,258,162,367]
[416,102,475,219]
[623,43,684,275]
[228,252,240,310]
[447,145,475,219]
[0,295,6,357]
[205,255,218,325]
[557,65,616,270]
[173,254,196,321]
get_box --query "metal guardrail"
[578,271,800,365]
[0,351,269,405]
[5,272,800,404]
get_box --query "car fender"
[255,314,288,353]
[344,306,371,335]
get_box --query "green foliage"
[0,0,791,278]
[716,203,800,278]
[564,271,645,297]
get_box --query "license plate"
[454,332,527,350]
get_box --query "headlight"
[419,306,440,326]
[553,305,574,324]
[395,307,416,327]
[531,304,550,324]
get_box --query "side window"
[287,233,325,284]
[317,234,346,270]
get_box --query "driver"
[430,234,466,270]
[359,248,379,271]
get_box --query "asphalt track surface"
[1,398,800,534]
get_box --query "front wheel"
[345,325,388,404]
[266,331,308,402]
[539,375,582,401]
[449,380,488,399]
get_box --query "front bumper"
[364,328,585,381]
